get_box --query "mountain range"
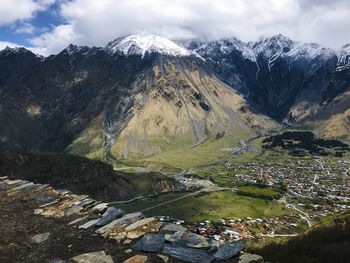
[0,34,349,167]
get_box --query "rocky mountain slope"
[182,34,349,123]
[0,34,349,166]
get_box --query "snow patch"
[106,34,191,57]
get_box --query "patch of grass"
[138,136,247,170]
[238,185,284,200]
[116,190,290,222]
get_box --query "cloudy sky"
[0,0,349,55]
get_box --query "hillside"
[250,210,350,263]
[301,88,350,143]
[67,57,278,168]
[0,153,181,201]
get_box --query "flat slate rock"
[238,253,264,263]
[33,194,56,203]
[65,205,83,216]
[12,182,35,190]
[123,255,148,263]
[213,241,244,260]
[7,179,28,186]
[96,212,143,233]
[95,207,125,227]
[161,223,187,234]
[49,259,68,263]
[68,216,89,226]
[91,203,109,213]
[78,198,96,208]
[125,217,157,231]
[31,184,50,192]
[31,232,50,244]
[70,251,114,263]
[169,231,219,249]
[79,218,100,229]
[162,244,215,263]
[132,233,165,252]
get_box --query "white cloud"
[15,22,35,34]
[23,0,350,54]
[30,24,78,54]
[0,40,20,49]
[0,0,55,25]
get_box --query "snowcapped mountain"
[0,33,350,157]
[105,34,192,57]
[179,38,256,62]
[336,44,350,71]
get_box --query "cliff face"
[0,46,151,152]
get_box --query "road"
[283,198,313,227]
[139,188,210,213]
[259,233,299,238]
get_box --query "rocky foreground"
[0,176,264,263]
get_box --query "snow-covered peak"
[62,44,102,57]
[0,46,31,54]
[180,38,256,62]
[65,44,84,55]
[251,34,335,61]
[341,43,350,52]
[336,44,350,71]
[251,34,295,58]
[106,34,191,57]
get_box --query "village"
[163,157,350,243]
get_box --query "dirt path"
[139,189,205,213]
[284,199,313,227]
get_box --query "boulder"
[31,232,50,244]
[34,209,44,215]
[161,223,187,234]
[238,253,264,263]
[213,241,244,260]
[70,251,114,263]
[132,233,165,252]
[162,244,215,263]
[95,207,125,227]
[169,231,219,249]
[123,255,148,263]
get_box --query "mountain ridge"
[1,33,349,168]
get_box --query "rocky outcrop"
[0,176,264,263]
